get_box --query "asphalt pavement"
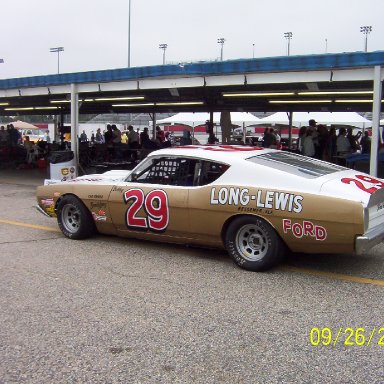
[0,170,383,383]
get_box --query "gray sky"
[0,0,382,79]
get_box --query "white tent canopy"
[11,120,40,130]
[157,112,261,127]
[259,112,372,128]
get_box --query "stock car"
[36,145,384,271]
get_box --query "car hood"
[44,170,132,186]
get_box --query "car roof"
[149,145,274,163]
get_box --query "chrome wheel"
[235,223,268,262]
[61,204,81,234]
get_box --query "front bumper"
[355,226,384,255]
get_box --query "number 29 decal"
[341,175,384,195]
[123,189,169,232]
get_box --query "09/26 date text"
[310,327,384,346]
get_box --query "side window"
[131,157,199,186]
[128,157,229,186]
[198,161,229,186]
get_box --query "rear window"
[247,152,346,178]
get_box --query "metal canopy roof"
[0,51,383,116]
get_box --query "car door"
[108,156,195,241]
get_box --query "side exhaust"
[34,204,51,217]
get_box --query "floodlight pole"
[217,38,225,61]
[159,44,168,65]
[284,32,293,56]
[360,26,372,52]
[128,0,131,67]
[50,47,64,74]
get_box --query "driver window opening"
[128,157,229,186]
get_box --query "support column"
[370,66,382,176]
[70,83,79,170]
[152,112,156,140]
[288,111,293,150]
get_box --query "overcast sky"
[0,0,382,80]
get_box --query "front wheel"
[57,195,95,239]
[225,216,284,271]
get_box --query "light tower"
[284,32,293,56]
[360,26,372,52]
[159,43,168,65]
[50,47,64,74]
[217,38,226,61]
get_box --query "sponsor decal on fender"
[210,187,303,213]
[92,209,107,222]
[282,219,327,241]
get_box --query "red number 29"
[341,174,384,195]
[124,189,169,232]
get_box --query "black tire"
[56,195,95,239]
[225,216,284,271]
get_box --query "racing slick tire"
[225,216,284,271]
[57,195,95,240]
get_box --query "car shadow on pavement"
[93,233,234,264]
[285,250,384,279]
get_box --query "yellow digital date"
[310,327,384,346]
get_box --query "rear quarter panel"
[188,184,364,254]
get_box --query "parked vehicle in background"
[21,128,46,143]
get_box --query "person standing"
[302,129,315,157]
[155,126,165,144]
[104,124,114,161]
[360,131,371,154]
[0,125,8,146]
[44,130,51,143]
[80,130,88,142]
[121,131,128,144]
[297,126,307,154]
[346,127,360,153]
[127,125,139,149]
[325,127,337,163]
[262,128,276,148]
[8,124,20,147]
[336,127,351,154]
[95,128,104,144]
[110,125,121,160]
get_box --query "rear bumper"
[355,226,384,255]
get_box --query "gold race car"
[36,145,384,271]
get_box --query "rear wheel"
[57,195,95,239]
[225,216,284,271]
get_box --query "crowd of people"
[0,124,51,166]
[78,124,178,165]
[261,119,372,164]
[0,124,22,147]
[1,119,376,170]
[296,119,371,163]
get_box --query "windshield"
[247,152,346,178]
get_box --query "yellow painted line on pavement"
[0,219,60,233]
[281,265,384,287]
